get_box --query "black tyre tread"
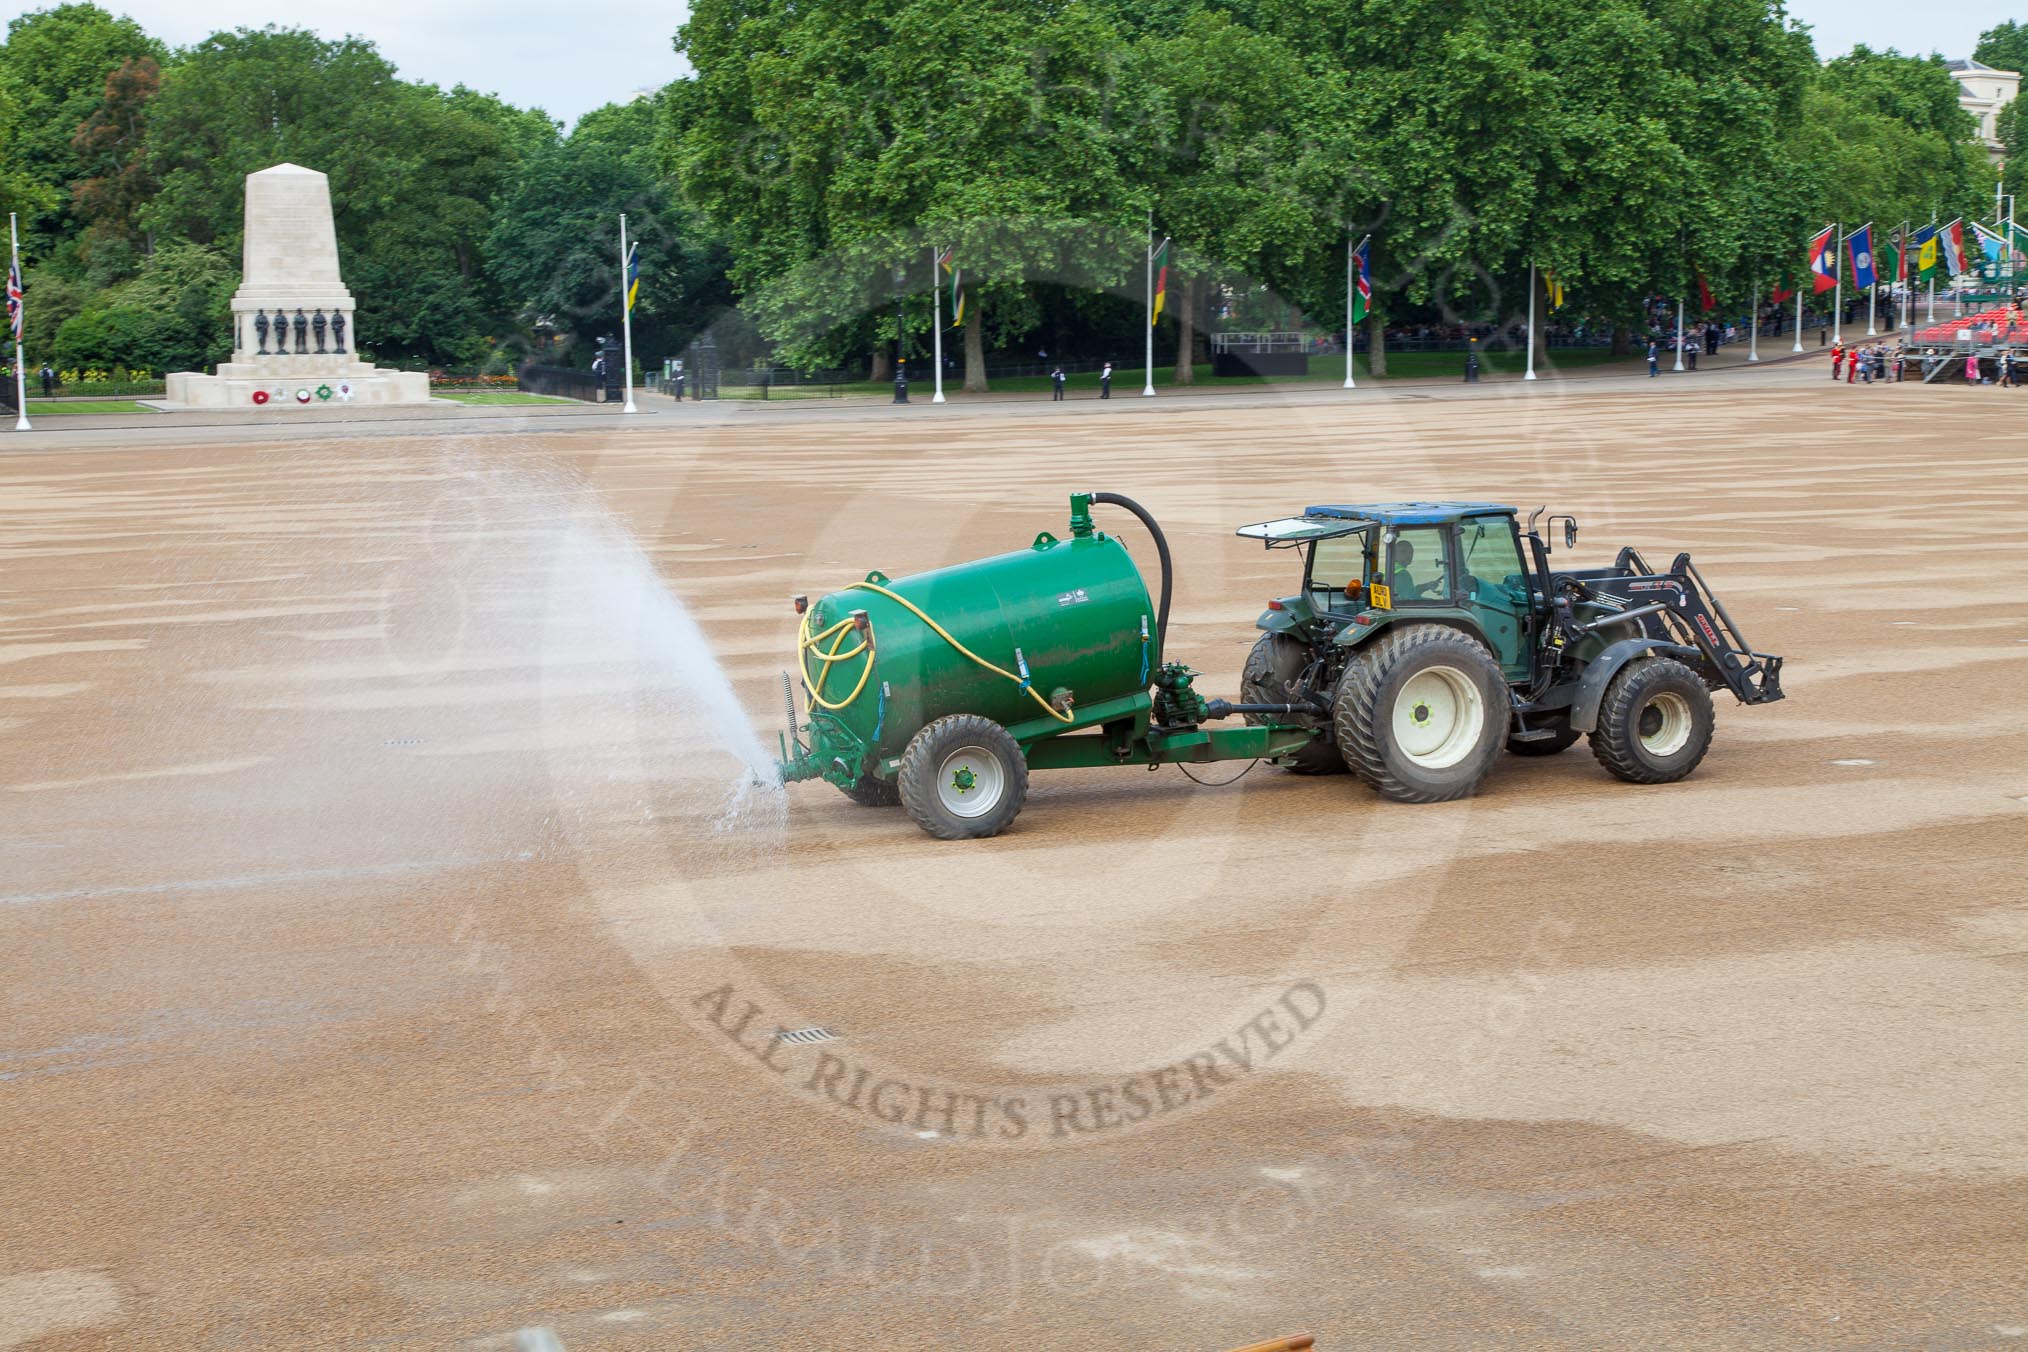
[1333,625,1505,803]
[1240,633,1343,775]
[1587,657,1715,784]
[1506,718,1581,757]
[897,714,1029,840]
[836,773,901,806]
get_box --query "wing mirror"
[1547,514,1578,551]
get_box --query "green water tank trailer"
[777,492,1319,840]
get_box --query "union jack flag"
[5,258,21,344]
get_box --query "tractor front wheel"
[1588,657,1715,784]
[897,714,1029,840]
[1241,633,1343,774]
[1334,625,1506,802]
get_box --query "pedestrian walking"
[1830,342,1844,380]
[39,363,54,398]
[2001,351,2016,389]
[1647,340,1658,377]
[1099,361,1113,399]
[1686,339,1698,372]
[1965,353,1980,385]
[1049,366,1066,401]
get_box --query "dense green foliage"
[672,0,2008,382]
[0,2,2014,381]
[0,6,723,373]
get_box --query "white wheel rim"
[936,745,1005,818]
[1392,664,1485,770]
[1639,691,1693,757]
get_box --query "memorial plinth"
[163,163,431,408]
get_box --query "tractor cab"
[1239,502,1553,681]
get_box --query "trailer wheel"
[1333,625,1506,802]
[836,773,900,806]
[897,715,1028,840]
[1241,633,1343,774]
[1506,715,1580,757]
[1588,657,1714,784]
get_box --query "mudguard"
[1567,637,1698,733]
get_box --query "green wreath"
[315,384,334,401]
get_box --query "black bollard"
[1464,339,1481,383]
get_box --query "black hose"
[1091,491,1172,666]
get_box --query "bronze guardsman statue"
[292,308,309,353]
[312,309,327,354]
[254,309,270,355]
[332,311,347,353]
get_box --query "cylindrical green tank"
[798,501,1155,777]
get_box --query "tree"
[71,56,159,253]
[674,0,1147,386]
[1802,48,1994,229]
[1121,11,1356,381]
[0,3,163,236]
[488,96,729,367]
[1972,22,2028,76]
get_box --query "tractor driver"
[1390,536,1429,601]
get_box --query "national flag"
[1808,226,1837,293]
[938,247,963,328]
[1915,224,1939,280]
[2010,221,2028,258]
[5,257,21,344]
[1351,237,1372,322]
[1150,236,1171,326]
[1770,284,1794,305]
[1883,228,1902,285]
[1971,221,2006,264]
[1696,272,1715,312]
[1939,219,1966,276]
[624,241,641,313]
[1542,265,1564,311]
[1847,224,1876,290]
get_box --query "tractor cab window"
[1307,529,1373,611]
[1386,527,1451,603]
[1459,514,1527,602]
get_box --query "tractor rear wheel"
[836,772,900,806]
[1333,625,1506,802]
[1241,633,1343,774]
[1506,715,1580,757]
[897,714,1029,840]
[1588,657,1715,784]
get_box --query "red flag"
[1696,273,1715,313]
[1809,226,1837,293]
[1770,285,1794,305]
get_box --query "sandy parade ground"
[2,357,2025,1349]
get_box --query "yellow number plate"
[1368,581,1392,610]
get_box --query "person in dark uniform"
[1099,362,1112,399]
[1050,366,1066,401]
[39,364,54,397]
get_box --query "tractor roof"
[1307,502,1515,526]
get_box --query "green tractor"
[1235,502,1785,800]
[775,493,1784,839]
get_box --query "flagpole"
[619,214,637,415]
[1749,281,1759,362]
[1524,264,1538,381]
[1142,208,1156,398]
[9,213,26,432]
[1672,297,1684,372]
[1831,223,1843,345]
[1343,233,1355,389]
[1901,221,1912,332]
[931,246,945,404]
[1928,211,1938,323]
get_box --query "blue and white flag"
[1847,224,1876,290]
[1971,221,2006,264]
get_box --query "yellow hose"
[797,611,875,712]
[846,581,1074,724]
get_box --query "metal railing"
[517,363,598,402]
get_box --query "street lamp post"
[892,264,909,405]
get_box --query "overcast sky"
[0,0,2006,129]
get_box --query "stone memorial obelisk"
[164,163,431,408]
